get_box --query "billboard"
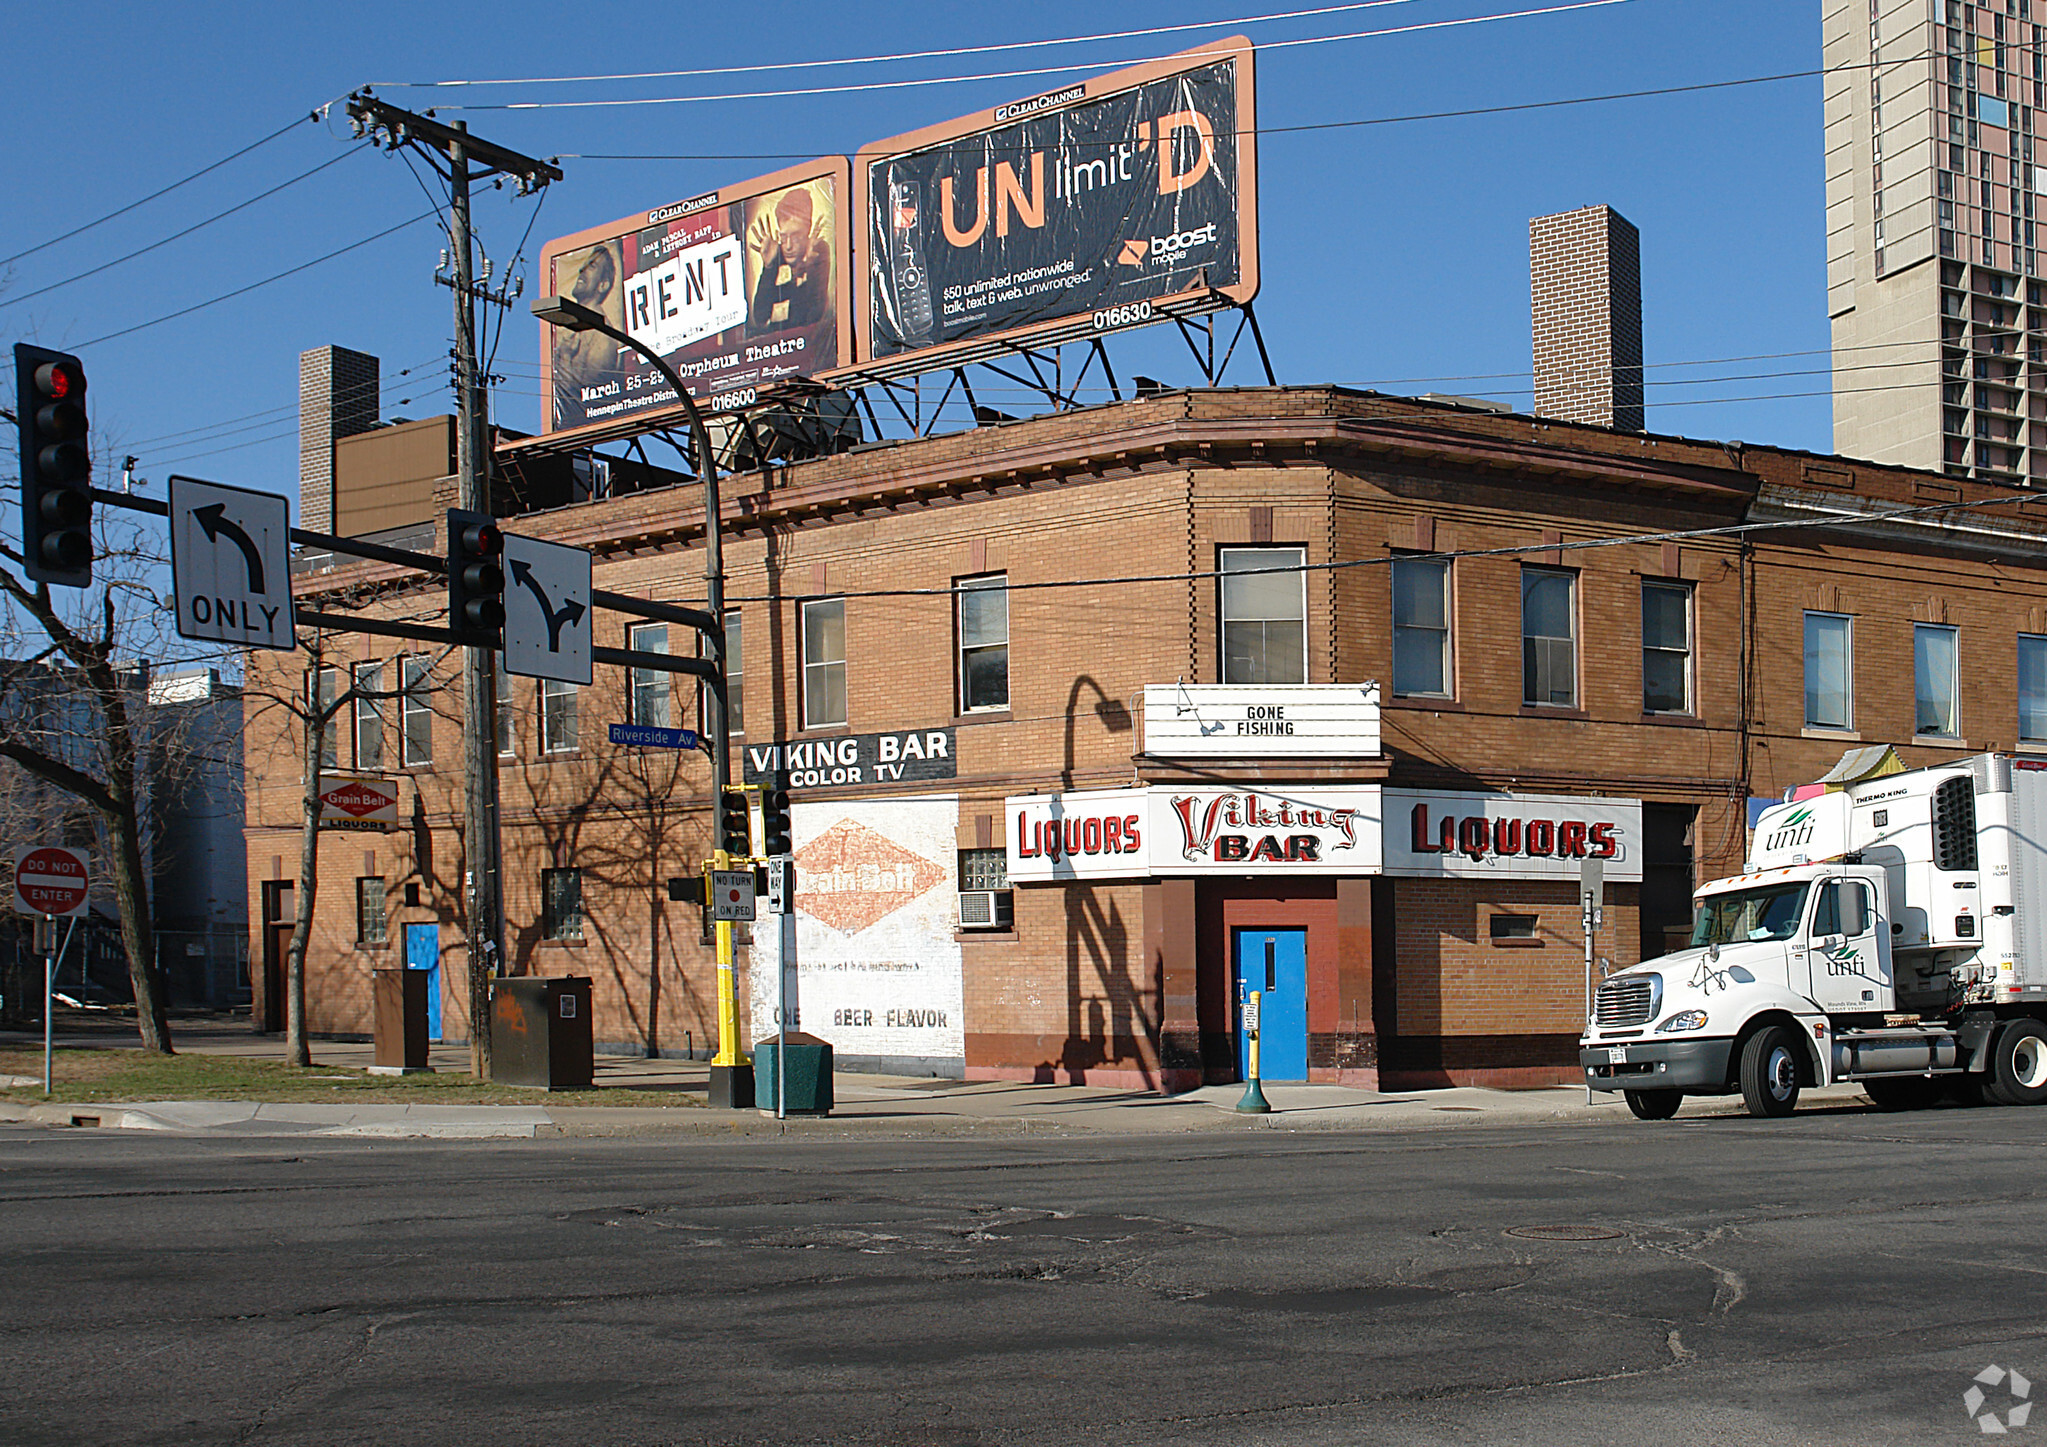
[852,37,1257,370]
[537,157,852,433]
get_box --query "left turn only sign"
[169,475,295,650]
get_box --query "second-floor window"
[1391,556,1451,697]
[1220,547,1306,684]
[496,665,515,758]
[1804,612,1854,730]
[699,610,744,737]
[352,661,384,769]
[957,575,1009,712]
[1915,623,1959,736]
[2021,634,2047,742]
[1521,568,1577,708]
[541,678,579,754]
[400,655,433,767]
[803,598,847,727]
[314,667,340,769]
[1642,581,1693,715]
[628,622,670,728]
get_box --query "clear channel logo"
[1964,1364,2033,1434]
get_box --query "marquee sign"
[1139,683,1380,759]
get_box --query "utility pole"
[346,93,561,1078]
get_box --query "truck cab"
[1583,752,2047,1119]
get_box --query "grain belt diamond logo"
[792,819,946,935]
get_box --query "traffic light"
[718,786,753,861]
[15,343,92,587]
[446,508,504,646]
[761,778,792,857]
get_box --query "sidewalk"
[0,1025,1874,1139]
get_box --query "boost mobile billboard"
[852,37,1258,368]
[537,157,853,433]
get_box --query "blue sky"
[1,0,1823,510]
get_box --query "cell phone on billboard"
[887,177,937,346]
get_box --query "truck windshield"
[1690,882,1811,946]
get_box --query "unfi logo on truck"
[1763,806,1817,854]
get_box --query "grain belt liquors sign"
[1381,788,1642,882]
[1139,683,1381,759]
[743,728,956,789]
[1007,786,1642,881]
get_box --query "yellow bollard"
[1236,988,1272,1114]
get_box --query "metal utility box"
[755,1032,834,1116]
[371,969,430,1073]
[491,976,594,1090]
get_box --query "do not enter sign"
[13,845,90,917]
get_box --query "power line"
[373,0,1431,90]
[445,0,1634,112]
[0,111,321,269]
[2,147,368,308]
[75,209,439,349]
[123,359,443,451]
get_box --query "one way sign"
[501,532,592,684]
[168,476,295,650]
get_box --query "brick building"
[245,385,2047,1090]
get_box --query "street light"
[532,294,750,1107]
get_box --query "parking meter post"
[1236,988,1272,1114]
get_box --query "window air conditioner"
[958,890,1014,929]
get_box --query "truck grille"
[1594,974,1661,1030]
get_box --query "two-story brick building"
[245,385,2047,1090]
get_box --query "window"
[1219,547,1306,684]
[496,664,515,757]
[1391,556,1451,697]
[1490,912,1538,941]
[1813,880,1871,939]
[802,598,847,727]
[1642,581,1693,714]
[1916,623,1960,735]
[541,678,579,754]
[355,876,387,946]
[400,655,434,767]
[628,622,670,728]
[958,848,1014,930]
[957,575,1009,712]
[1804,612,1854,729]
[352,662,384,770]
[700,610,744,736]
[542,867,584,941]
[1521,568,1577,707]
[313,666,339,769]
[2021,634,2047,740]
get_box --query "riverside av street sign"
[13,845,89,917]
[168,476,294,650]
[502,532,593,685]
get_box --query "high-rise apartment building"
[1827,0,2046,481]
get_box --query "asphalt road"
[2,1102,2043,1446]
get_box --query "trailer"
[1581,752,2047,1118]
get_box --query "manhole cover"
[1505,1224,1625,1241]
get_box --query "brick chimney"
[298,345,380,531]
[1530,204,1644,431]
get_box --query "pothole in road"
[1505,1224,1627,1241]
[990,1214,1180,1242]
[1196,1284,1445,1313]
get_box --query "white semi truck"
[1581,752,2047,1119]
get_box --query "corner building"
[250,387,2047,1089]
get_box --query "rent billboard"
[538,157,852,433]
[852,37,1257,368]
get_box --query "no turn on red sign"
[13,845,90,917]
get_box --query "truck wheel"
[1987,1019,2047,1107]
[1863,1077,1943,1111]
[1739,1026,1803,1118]
[1624,1090,1683,1120]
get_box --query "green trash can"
[491,976,594,1090]
[754,1031,833,1116]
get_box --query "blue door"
[1235,927,1308,1080]
[405,924,442,1042]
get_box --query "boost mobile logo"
[1147,223,1218,265]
